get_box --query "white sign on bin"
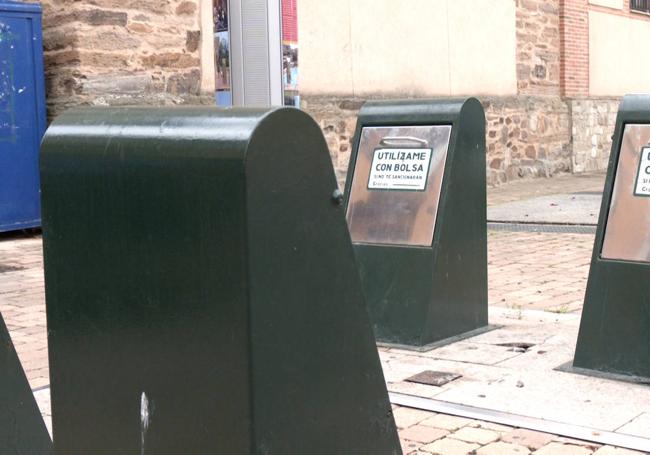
[634,146,650,197]
[367,148,433,191]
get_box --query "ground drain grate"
[0,264,25,273]
[497,342,535,353]
[488,222,596,234]
[405,371,462,387]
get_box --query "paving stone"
[420,437,480,455]
[450,426,500,445]
[420,413,475,431]
[478,441,531,455]
[534,442,594,455]
[399,425,449,444]
[393,407,435,429]
[502,429,555,450]
[401,438,421,454]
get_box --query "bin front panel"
[346,125,451,247]
[602,124,650,263]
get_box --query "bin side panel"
[425,97,488,343]
[245,109,402,455]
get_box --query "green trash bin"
[40,107,401,455]
[573,94,650,381]
[343,98,489,348]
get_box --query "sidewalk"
[2,171,649,454]
[488,172,605,225]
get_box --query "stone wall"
[301,96,362,189]
[484,96,571,185]
[570,98,619,173]
[38,0,211,118]
[516,0,561,96]
[303,95,576,189]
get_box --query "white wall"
[200,0,216,94]
[588,0,623,10]
[590,11,650,96]
[298,0,517,96]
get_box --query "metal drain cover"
[497,342,535,353]
[405,370,462,387]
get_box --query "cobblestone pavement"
[395,406,646,454]
[488,231,594,313]
[0,232,48,390]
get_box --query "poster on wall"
[282,0,299,107]
[213,0,231,106]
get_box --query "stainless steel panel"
[229,0,283,107]
[346,125,452,246]
[602,124,650,262]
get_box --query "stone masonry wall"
[301,96,362,190]
[303,96,574,189]
[484,96,571,185]
[37,0,211,118]
[516,0,561,96]
[570,98,619,173]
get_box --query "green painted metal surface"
[573,95,650,379]
[0,313,52,454]
[343,98,488,347]
[40,106,401,454]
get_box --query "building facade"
[31,0,650,185]
[300,0,650,185]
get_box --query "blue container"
[0,1,46,232]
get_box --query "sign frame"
[633,145,650,197]
[367,146,434,192]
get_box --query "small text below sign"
[368,148,433,191]
[634,146,650,196]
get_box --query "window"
[631,0,650,13]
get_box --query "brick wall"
[560,0,589,97]
[39,0,212,118]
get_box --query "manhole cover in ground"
[497,342,535,353]
[405,370,462,387]
[0,264,25,273]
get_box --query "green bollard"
[343,98,489,349]
[40,107,401,455]
[573,95,650,381]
